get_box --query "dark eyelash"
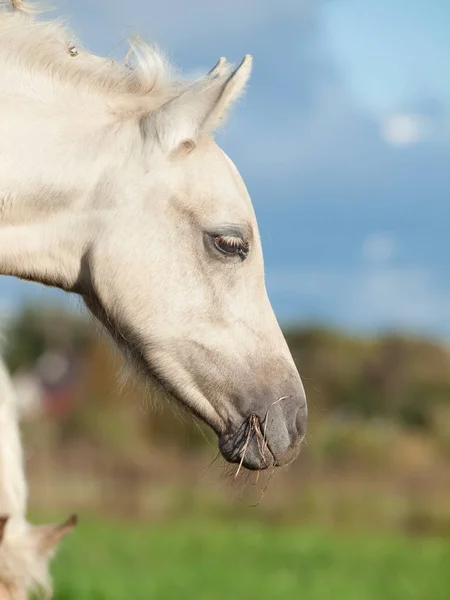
[214,235,249,259]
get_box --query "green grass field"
[51,518,450,600]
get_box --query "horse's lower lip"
[271,434,304,467]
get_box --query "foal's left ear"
[32,513,78,557]
[144,55,252,156]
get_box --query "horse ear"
[145,55,252,156]
[201,55,253,133]
[32,513,78,557]
[0,516,9,543]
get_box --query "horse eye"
[214,235,249,259]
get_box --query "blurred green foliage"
[50,518,450,600]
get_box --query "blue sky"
[3,0,450,337]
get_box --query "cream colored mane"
[0,1,185,120]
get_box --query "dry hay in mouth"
[235,395,291,479]
[232,396,292,505]
[235,413,267,479]
[202,397,293,506]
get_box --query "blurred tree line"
[3,304,450,450]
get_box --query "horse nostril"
[295,403,308,439]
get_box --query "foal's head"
[1,5,307,471]
[83,56,307,470]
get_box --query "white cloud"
[380,114,424,146]
[362,232,396,263]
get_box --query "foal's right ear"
[143,55,253,156]
[0,516,9,543]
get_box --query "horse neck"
[0,12,121,224]
[0,94,141,291]
[0,100,128,225]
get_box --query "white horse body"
[0,360,27,526]
[0,1,307,472]
[0,355,76,599]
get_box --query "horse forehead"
[186,141,252,208]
